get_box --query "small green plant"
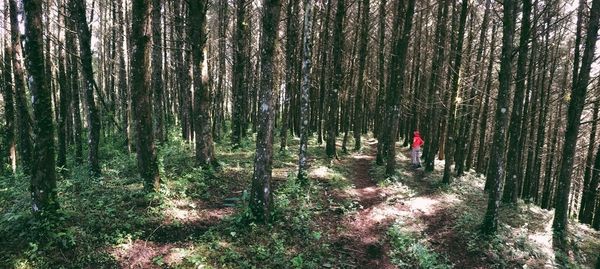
[387,224,452,269]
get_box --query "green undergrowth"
[387,222,452,269]
[448,173,600,268]
[0,127,358,268]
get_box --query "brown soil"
[323,141,396,269]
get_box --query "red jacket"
[412,134,424,149]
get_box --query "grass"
[1,127,599,268]
[0,127,348,268]
[387,222,452,269]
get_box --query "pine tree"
[250,0,282,222]
[131,0,161,191]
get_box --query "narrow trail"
[327,140,491,268]
[331,140,396,269]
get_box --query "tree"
[374,0,386,165]
[8,0,34,175]
[21,0,58,213]
[353,0,369,151]
[250,0,282,222]
[189,0,217,168]
[553,0,600,247]
[423,0,450,172]
[481,0,515,235]
[73,0,101,177]
[298,0,314,182]
[326,0,345,159]
[280,0,300,152]
[131,0,161,191]
[2,47,16,172]
[384,0,417,176]
[298,0,314,181]
[152,0,165,142]
[57,0,70,176]
[231,0,250,147]
[501,0,531,203]
[441,0,469,184]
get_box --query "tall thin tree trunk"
[298,0,314,182]
[250,0,282,223]
[57,2,70,176]
[152,0,165,143]
[22,0,59,214]
[74,0,101,177]
[326,0,345,159]
[423,0,450,172]
[131,0,161,191]
[189,0,217,168]
[384,0,417,176]
[9,0,34,175]
[553,0,600,248]
[353,0,369,151]
[280,0,300,152]
[375,0,386,165]
[502,0,532,203]
[481,0,515,235]
[2,46,16,173]
[442,0,469,184]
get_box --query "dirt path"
[326,140,395,268]
[327,140,491,269]
[399,150,494,268]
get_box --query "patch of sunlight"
[164,247,191,265]
[352,154,374,160]
[388,181,417,197]
[168,207,191,221]
[309,166,332,179]
[397,152,410,161]
[13,259,33,269]
[407,197,439,214]
[528,231,554,260]
[370,206,406,222]
[273,168,291,179]
[164,199,197,223]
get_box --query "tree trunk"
[74,0,101,177]
[582,141,600,224]
[152,0,165,143]
[326,0,345,159]
[317,0,332,145]
[231,0,249,147]
[442,0,469,184]
[189,0,217,168]
[131,0,161,191]
[423,0,450,172]
[479,24,496,181]
[353,0,369,151]
[280,0,300,152]
[9,0,34,175]
[57,4,70,176]
[2,46,16,173]
[250,0,282,223]
[553,0,600,248]
[375,0,386,165]
[384,0,417,176]
[22,0,59,214]
[298,0,314,182]
[481,0,515,235]
[502,0,532,204]
[580,103,599,222]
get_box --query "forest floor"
[1,134,599,268]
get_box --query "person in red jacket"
[412,131,424,168]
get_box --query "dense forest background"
[0,0,600,268]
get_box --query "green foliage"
[387,224,452,269]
